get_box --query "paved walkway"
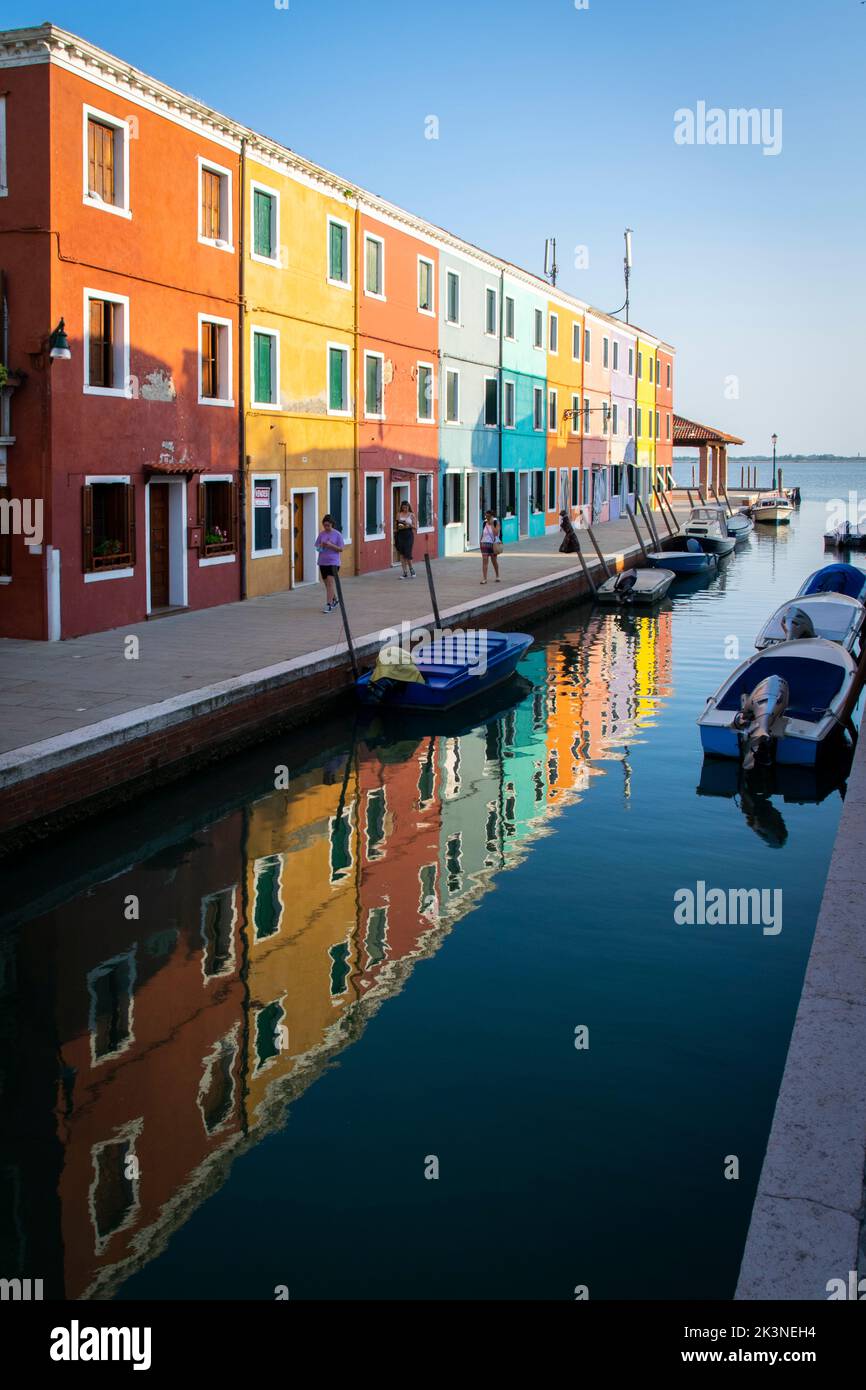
[0,508,680,758]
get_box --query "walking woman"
[480,510,502,584]
[395,499,416,578]
[315,513,345,613]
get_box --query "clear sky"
[5,0,865,453]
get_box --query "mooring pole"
[424,551,442,629]
[333,571,359,681]
[575,538,597,596]
[686,487,696,509]
[660,486,680,534]
[654,484,674,536]
[626,505,648,560]
[586,524,611,579]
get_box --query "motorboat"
[647,538,718,575]
[697,638,857,767]
[797,562,866,602]
[596,567,675,604]
[755,594,865,654]
[750,495,793,525]
[357,629,533,710]
[724,511,754,540]
[682,506,737,556]
[824,520,866,551]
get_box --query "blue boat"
[798,562,866,601]
[357,630,533,711]
[647,539,718,575]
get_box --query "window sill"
[365,532,386,542]
[327,407,352,418]
[326,277,352,290]
[417,526,434,535]
[251,547,283,559]
[84,384,132,398]
[82,195,132,219]
[418,307,436,318]
[85,566,134,583]
[251,252,281,268]
[416,417,436,426]
[0,575,11,584]
[198,237,235,253]
[251,399,281,411]
[364,413,386,423]
[198,396,236,408]
[200,553,237,567]
[364,291,386,302]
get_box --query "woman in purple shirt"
[315,514,345,613]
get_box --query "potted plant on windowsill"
[203,525,234,557]
[93,538,128,570]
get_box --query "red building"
[0,23,241,639]
[655,344,675,485]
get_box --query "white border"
[444,267,461,325]
[503,378,516,430]
[197,155,234,251]
[364,470,385,540]
[326,341,351,416]
[484,284,498,337]
[82,103,131,218]
[250,472,282,557]
[249,324,280,409]
[363,231,386,300]
[363,350,385,420]
[483,375,498,429]
[249,178,281,266]
[549,311,559,355]
[83,287,131,397]
[327,471,352,541]
[444,366,460,424]
[199,472,237,567]
[198,313,234,406]
[416,360,435,424]
[417,254,435,316]
[326,215,351,288]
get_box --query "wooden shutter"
[125,484,136,564]
[88,119,115,202]
[231,479,239,550]
[329,347,343,411]
[254,333,271,404]
[253,190,272,258]
[201,321,217,398]
[202,169,221,240]
[82,485,94,571]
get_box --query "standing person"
[315,514,344,613]
[480,510,502,584]
[395,499,417,578]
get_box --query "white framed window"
[417,361,435,423]
[199,473,237,564]
[584,328,592,364]
[251,473,281,557]
[637,351,643,380]
[628,346,634,376]
[548,469,557,511]
[445,368,460,423]
[83,288,131,397]
[583,397,590,433]
[0,97,7,197]
[648,410,653,439]
[628,406,634,436]
[83,474,135,580]
[484,376,498,427]
[418,256,435,314]
[484,286,498,336]
[612,340,619,371]
[667,362,672,388]
[612,403,619,435]
[666,412,671,439]
[327,342,351,416]
[602,336,609,368]
[364,351,385,419]
[504,295,515,339]
[571,393,580,434]
[637,406,643,436]
[656,410,660,439]
[327,216,350,287]
[503,379,516,429]
[364,233,385,298]
[549,313,559,354]
[250,326,279,408]
[198,313,234,406]
[445,268,461,324]
[602,401,610,435]
[197,157,233,250]
[572,322,581,360]
[443,472,464,526]
[533,307,544,349]
[656,358,661,386]
[548,388,558,433]
[533,385,544,431]
[328,472,351,540]
[82,105,130,218]
[364,472,385,539]
[417,473,434,531]
[250,180,280,265]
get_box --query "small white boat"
[683,506,737,556]
[750,495,793,525]
[596,567,675,605]
[698,638,856,767]
[755,594,865,654]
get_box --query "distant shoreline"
[674,455,863,464]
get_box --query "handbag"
[492,539,504,555]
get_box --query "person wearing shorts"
[480,511,501,584]
[315,514,345,612]
[395,500,416,578]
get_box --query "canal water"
[1,462,863,1301]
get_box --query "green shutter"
[254,332,273,404]
[253,190,273,258]
[329,347,344,411]
[329,222,345,281]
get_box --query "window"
[418,474,434,530]
[328,474,350,537]
[531,472,544,513]
[656,358,661,386]
[251,183,278,263]
[533,386,544,431]
[648,411,653,439]
[548,388,557,433]
[83,107,129,215]
[255,999,284,1071]
[0,97,7,197]
[417,362,434,422]
[364,352,384,418]
[666,413,671,440]
[602,401,609,435]
[667,363,672,389]
[603,337,609,368]
[485,286,498,336]
[253,855,282,939]
[571,468,580,506]
[327,343,350,414]
[548,470,556,510]
[84,290,129,396]
[200,478,236,556]
[656,410,660,439]
[533,308,544,348]
[201,888,236,977]
[199,315,232,405]
[549,313,559,353]
[328,217,350,286]
[365,474,384,537]
[251,476,280,555]
[572,322,581,360]
[418,256,434,313]
[612,403,619,435]
[83,480,135,572]
[628,406,634,436]
[446,269,460,324]
[503,380,515,429]
[88,953,135,1062]
[505,295,515,339]
[484,376,498,427]
[502,471,516,518]
[584,398,590,433]
[445,368,459,423]
[584,328,591,363]
[628,346,634,376]
[612,341,619,371]
[251,328,279,407]
[637,407,643,436]
[364,234,385,297]
[198,158,232,248]
[637,352,643,380]
[571,393,580,434]
[443,473,463,526]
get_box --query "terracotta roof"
[673,414,744,446]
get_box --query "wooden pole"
[722,487,736,517]
[654,484,674,535]
[626,505,648,560]
[575,540,597,596]
[686,487,696,508]
[333,571,359,681]
[586,524,611,578]
[740,465,744,488]
[836,642,866,730]
[660,486,680,533]
[424,552,442,629]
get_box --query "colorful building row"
[0,23,675,639]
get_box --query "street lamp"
[48,319,71,361]
[771,433,778,491]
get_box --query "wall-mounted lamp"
[48,319,71,361]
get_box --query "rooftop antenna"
[544,237,558,288]
[624,228,633,323]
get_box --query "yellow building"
[636,332,658,496]
[243,149,358,595]
[545,297,585,528]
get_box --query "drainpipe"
[238,137,248,599]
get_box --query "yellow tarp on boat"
[370,653,425,685]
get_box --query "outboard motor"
[614,570,637,600]
[733,675,790,771]
[781,606,816,641]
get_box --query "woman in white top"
[480,511,501,584]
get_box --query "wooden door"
[293,494,304,585]
[149,486,170,609]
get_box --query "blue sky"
[7,0,865,452]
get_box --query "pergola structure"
[673,415,744,493]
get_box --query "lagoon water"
[1,461,863,1300]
